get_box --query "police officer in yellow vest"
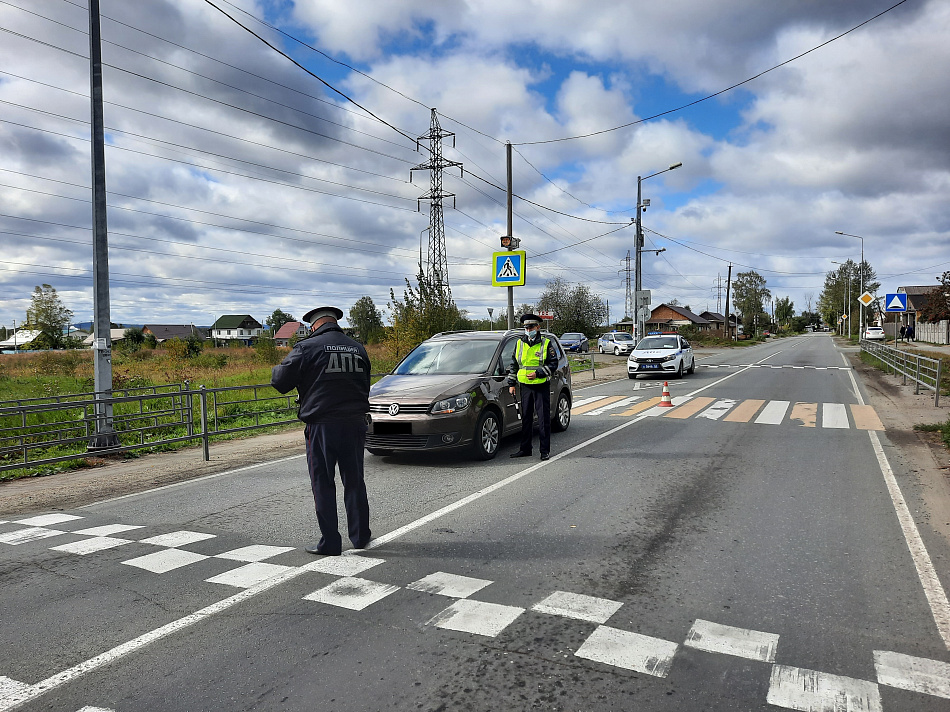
[507,313,559,460]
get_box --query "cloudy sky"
[1,0,947,330]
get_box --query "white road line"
[303,577,400,611]
[531,591,623,624]
[754,400,790,425]
[0,565,313,711]
[0,528,65,545]
[641,396,692,417]
[79,454,308,509]
[870,429,950,649]
[0,349,792,711]
[847,358,950,649]
[406,571,492,598]
[0,681,27,700]
[575,626,678,677]
[14,514,82,527]
[696,399,736,421]
[50,537,132,556]
[300,556,384,577]
[873,650,950,698]
[684,619,778,663]
[571,395,607,408]
[205,562,293,589]
[213,545,295,562]
[583,396,638,415]
[72,525,144,537]
[821,402,850,429]
[427,599,525,637]
[766,665,881,711]
[138,531,216,548]
[121,549,208,574]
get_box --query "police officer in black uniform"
[271,306,371,555]
[507,313,560,461]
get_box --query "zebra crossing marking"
[851,405,885,431]
[531,590,623,624]
[427,599,525,637]
[303,576,400,611]
[697,399,737,421]
[664,396,715,419]
[873,650,950,698]
[572,395,628,415]
[684,619,778,663]
[575,626,678,677]
[789,402,817,428]
[822,403,850,429]
[755,401,790,425]
[767,665,882,712]
[724,399,765,422]
[588,395,883,430]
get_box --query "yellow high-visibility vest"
[515,337,551,385]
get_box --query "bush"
[192,353,228,369]
[254,336,281,365]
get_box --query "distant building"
[273,321,308,347]
[142,325,207,343]
[0,329,43,350]
[82,329,128,347]
[646,304,711,332]
[211,315,263,345]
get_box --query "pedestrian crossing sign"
[492,250,526,286]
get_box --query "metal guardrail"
[860,339,943,406]
[567,353,596,378]
[0,383,299,475]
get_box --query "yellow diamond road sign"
[858,291,874,307]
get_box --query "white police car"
[627,333,695,379]
[597,331,636,355]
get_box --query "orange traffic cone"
[658,382,673,407]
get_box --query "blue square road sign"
[884,293,907,312]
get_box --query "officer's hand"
[534,370,544,379]
[508,386,515,395]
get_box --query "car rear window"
[394,339,499,375]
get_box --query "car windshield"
[561,333,584,340]
[612,333,634,342]
[636,336,678,350]
[394,339,499,375]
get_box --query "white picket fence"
[915,320,950,345]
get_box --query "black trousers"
[519,382,551,455]
[304,420,371,552]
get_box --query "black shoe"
[305,544,341,556]
[540,453,550,461]
[510,451,532,458]
[351,538,372,550]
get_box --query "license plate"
[640,364,660,370]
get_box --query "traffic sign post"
[492,251,526,287]
[885,293,907,341]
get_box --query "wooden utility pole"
[724,263,733,340]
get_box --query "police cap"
[520,313,542,326]
[303,306,344,323]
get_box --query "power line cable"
[513,0,910,145]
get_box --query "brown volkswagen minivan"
[366,330,573,460]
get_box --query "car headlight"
[431,394,471,415]
[662,354,677,362]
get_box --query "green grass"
[0,343,396,481]
[913,419,950,449]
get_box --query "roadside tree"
[919,271,950,322]
[536,276,607,336]
[24,284,72,349]
[266,308,296,334]
[732,271,770,334]
[386,267,463,358]
[775,297,794,328]
[349,296,385,343]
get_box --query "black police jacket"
[271,323,370,424]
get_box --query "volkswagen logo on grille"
[388,403,400,416]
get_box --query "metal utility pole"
[506,142,514,329]
[724,263,733,340]
[410,109,462,295]
[88,0,118,449]
[635,162,682,340]
[624,250,633,320]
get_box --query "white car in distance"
[628,334,695,379]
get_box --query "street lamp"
[636,162,682,339]
[835,231,865,335]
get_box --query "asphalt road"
[2,334,949,711]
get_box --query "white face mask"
[524,327,538,337]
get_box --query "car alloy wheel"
[676,361,684,379]
[473,409,500,460]
[614,346,620,355]
[552,391,571,432]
